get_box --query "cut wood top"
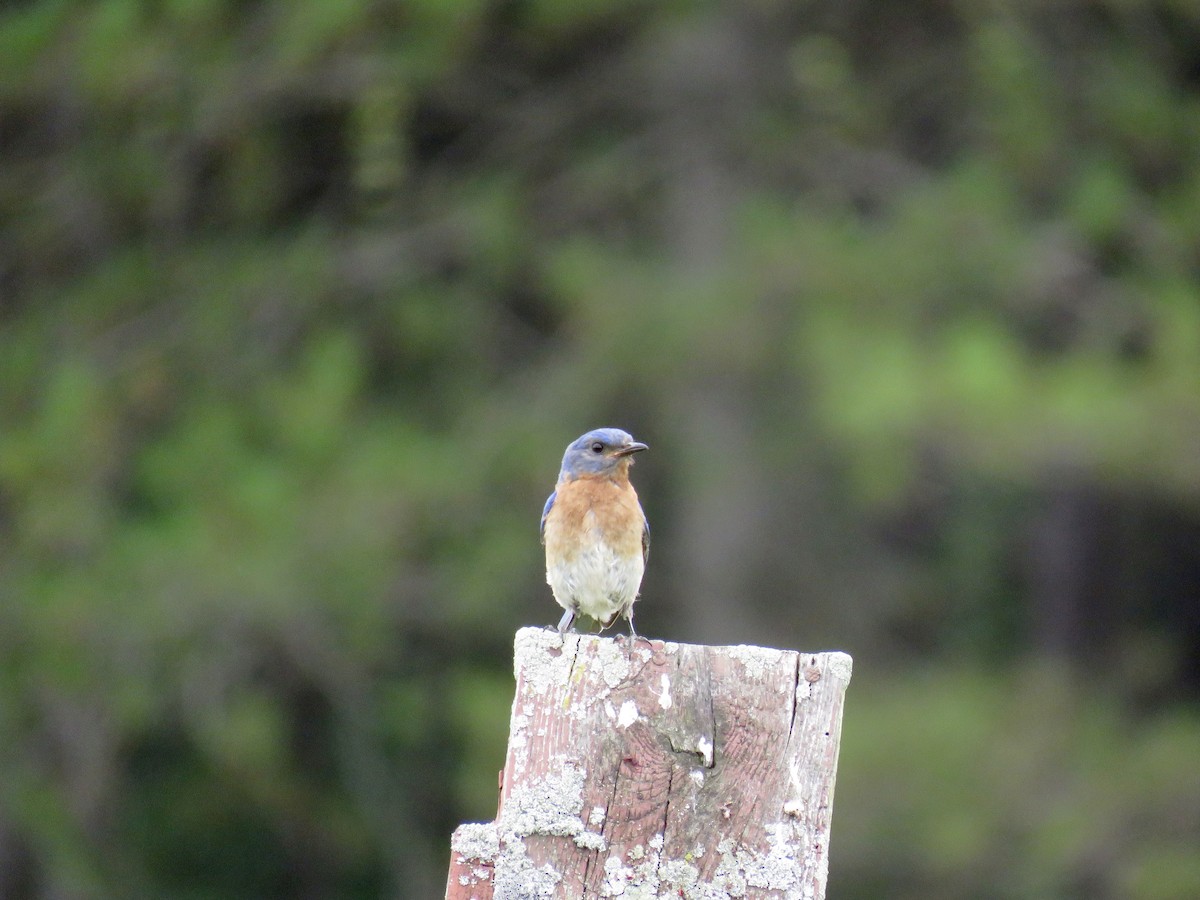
[447,628,852,900]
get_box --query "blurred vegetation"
[1,0,1199,897]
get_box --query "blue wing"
[641,515,650,564]
[540,490,556,543]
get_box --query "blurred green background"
[2,0,1199,897]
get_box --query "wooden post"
[446,627,852,899]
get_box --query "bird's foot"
[615,631,653,653]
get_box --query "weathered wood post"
[446,627,852,899]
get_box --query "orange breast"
[544,475,644,561]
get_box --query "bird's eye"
[590,441,604,454]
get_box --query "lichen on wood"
[446,627,852,900]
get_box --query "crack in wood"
[445,630,851,900]
[564,638,581,688]
[785,652,802,750]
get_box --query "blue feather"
[540,490,556,540]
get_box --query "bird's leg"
[621,608,652,651]
[556,608,576,634]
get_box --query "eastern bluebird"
[540,428,650,635]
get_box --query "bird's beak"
[614,441,648,457]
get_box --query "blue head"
[559,428,648,480]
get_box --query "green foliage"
[2,0,1199,896]
[838,665,1200,899]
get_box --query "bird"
[540,428,649,636]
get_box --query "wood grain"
[446,628,852,899]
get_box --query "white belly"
[547,542,644,624]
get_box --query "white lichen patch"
[450,822,499,862]
[656,673,673,709]
[658,858,700,889]
[600,838,664,898]
[795,677,812,701]
[707,822,821,900]
[511,711,530,736]
[602,856,634,896]
[575,829,608,851]
[826,651,853,683]
[515,628,579,696]
[492,837,562,899]
[595,840,777,900]
[689,768,705,787]
[695,735,713,767]
[499,761,606,853]
[509,711,530,759]
[728,644,788,679]
[606,829,817,900]
[593,638,633,688]
[617,699,640,728]
[650,638,679,656]
[508,727,531,777]
[589,805,607,827]
[711,838,747,896]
